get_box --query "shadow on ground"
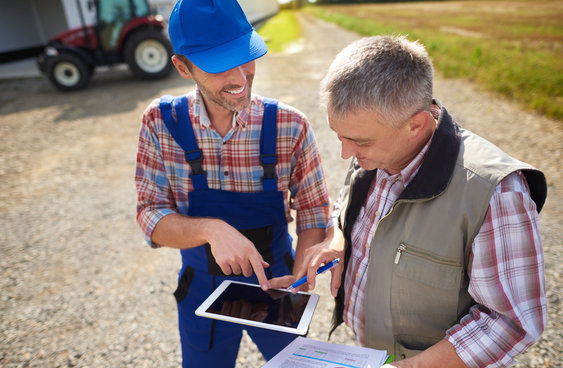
[0,67,190,123]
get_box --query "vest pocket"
[393,340,425,360]
[391,242,464,349]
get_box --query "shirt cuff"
[446,312,516,368]
[141,208,176,248]
[295,205,329,233]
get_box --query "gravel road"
[1,13,561,368]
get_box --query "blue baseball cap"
[168,0,268,74]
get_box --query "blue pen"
[288,258,340,291]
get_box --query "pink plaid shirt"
[136,88,330,247]
[341,140,545,367]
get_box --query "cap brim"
[186,30,267,74]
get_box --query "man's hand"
[381,340,468,368]
[304,244,344,296]
[152,214,271,289]
[268,274,296,290]
[207,220,270,290]
[292,226,345,296]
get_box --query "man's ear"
[171,55,193,79]
[407,110,433,142]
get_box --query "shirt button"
[349,300,353,305]
[375,210,381,217]
[365,242,370,249]
[356,272,360,278]
[224,171,229,176]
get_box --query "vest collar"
[398,99,461,200]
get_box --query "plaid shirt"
[341,139,545,367]
[136,88,330,247]
[446,172,545,367]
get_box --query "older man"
[301,35,547,367]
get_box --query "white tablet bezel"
[195,280,319,335]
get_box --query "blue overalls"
[159,95,297,367]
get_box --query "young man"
[301,35,547,367]
[134,0,329,366]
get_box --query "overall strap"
[159,95,208,190]
[260,98,279,192]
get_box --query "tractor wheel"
[46,53,92,91]
[124,29,173,80]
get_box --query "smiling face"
[329,108,431,174]
[172,55,255,115]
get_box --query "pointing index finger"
[249,253,270,290]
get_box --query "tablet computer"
[195,280,319,335]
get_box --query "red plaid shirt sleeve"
[286,119,331,232]
[135,101,178,247]
[446,171,546,367]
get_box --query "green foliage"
[257,10,301,53]
[306,3,563,120]
[310,9,391,35]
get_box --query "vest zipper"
[394,243,407,264]
[373,196,442,264]
[394,242,460,266]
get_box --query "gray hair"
[320,35,434,127]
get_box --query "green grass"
[305,1,563,121]
[257,10,302,53]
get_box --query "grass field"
[257,10,302,53]
[305,0,563,120]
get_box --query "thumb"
[330,268,342,298]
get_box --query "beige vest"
[332,102,547,359]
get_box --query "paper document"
[262,336,389,368]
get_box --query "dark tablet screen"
[206,282,311,328]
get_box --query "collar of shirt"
[192,86,253,131]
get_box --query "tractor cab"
[98,0,150,52]
[37,0,173,91]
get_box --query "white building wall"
[238,0,279,25]
[146,0,279,25]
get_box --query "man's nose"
[340,140,354,160]
[227,65,247,84]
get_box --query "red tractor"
[37,0,174,91]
